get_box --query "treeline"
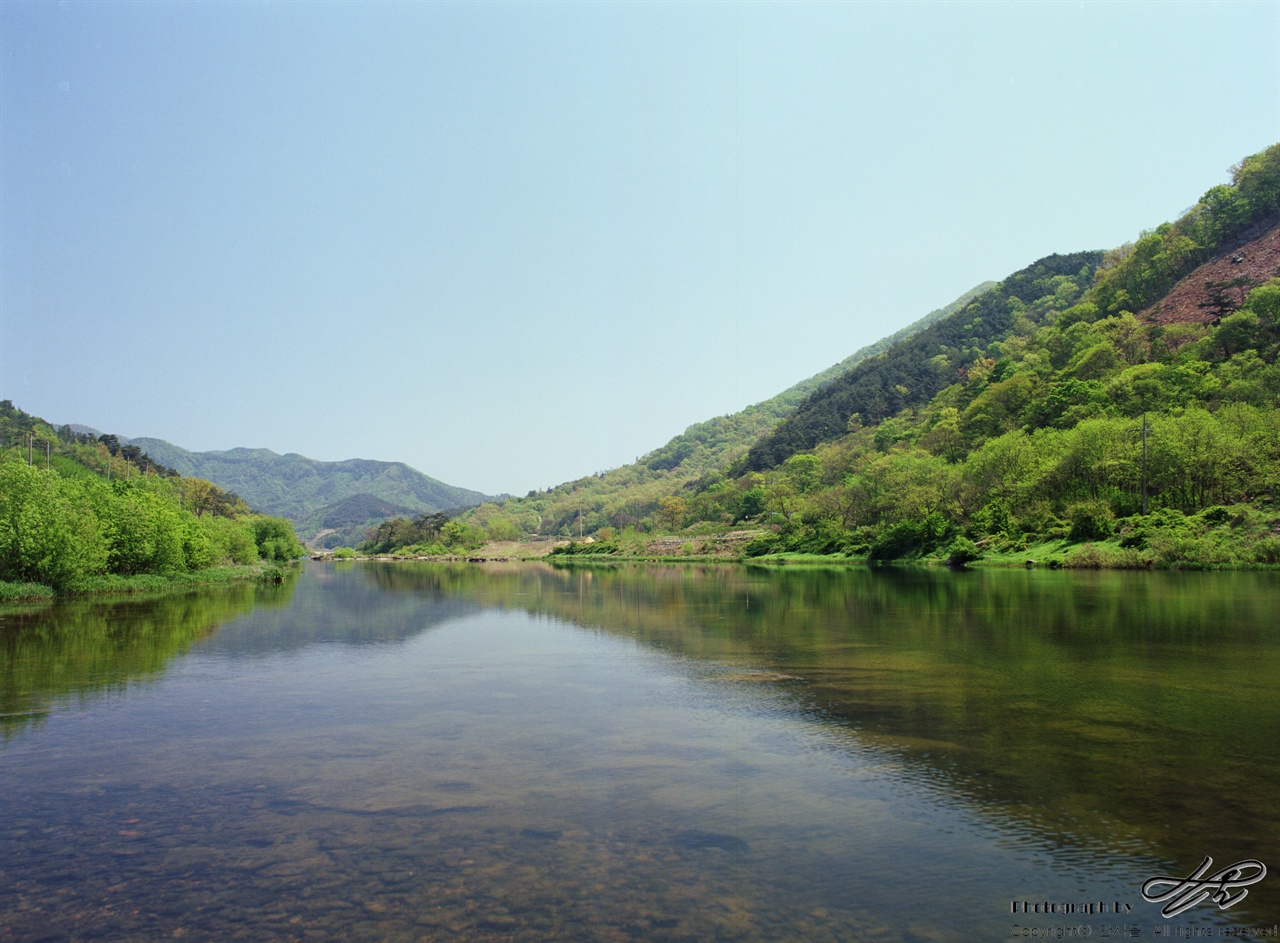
[0,461,306,595]
[0,460,304,591]
[1,400,188,483]
[0,404,306,596]
[437,284,999,543]
[359,511,490,555]
[657,273,1280,566]
[744,146,1280,474]
[1092,146,1280,316]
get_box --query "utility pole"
[1141,413,1148,516]
[46,440,50,471]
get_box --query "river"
[2,561,1276,941]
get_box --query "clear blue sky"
[2,1,1278,496]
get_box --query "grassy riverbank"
[317,501,1280,570]
[0,561,293,603]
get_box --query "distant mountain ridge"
[129,438,497,546]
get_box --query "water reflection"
[0,578,295,738]
[354,561,1280,921]
[0,561,1275,941]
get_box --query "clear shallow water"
[1,562,1277,941]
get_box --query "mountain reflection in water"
[1,561,1275,941]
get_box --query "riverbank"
[0,561,294,603]
[312,520,1280,570]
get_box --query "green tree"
[0,463,108,589]
[103,484,187,575]
[655,495,687,531]
[251,516,306,562]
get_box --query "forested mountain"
[743,254,1100,470]
[432,281,996,542]
[299,494,424,549]
[445,142,1280,568]
[129,438,496,545]
[640,280,996,474]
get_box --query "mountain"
[638,280,997,475]
[298,494,425,549]
[744,253,1100,470]
[128,438,497,545]
[452,281,997,539]
[458,142,1280,569]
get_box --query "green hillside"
[129,438,495,542]
[299,494,423,550]
[447,281,996,541]
[641,280,996,474]
[744,254,1101,470]
[456,143,1280,568]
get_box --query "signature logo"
[1142,857,1267,917]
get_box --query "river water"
[2,562,1277,941]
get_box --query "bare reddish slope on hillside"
[1139,218,1280,325]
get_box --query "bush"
[946,537,983,567]
[1064,543,1149,569]
[1147,531,1238,568]
[180,515,216,570]
[1116,508,1191,550]
[868,514,950,562]
[1251,536,1280,564]
[103,485,187,575]
[1195,505,1232,526]
[744,533,781,557]
[251,516,306,561]
[202,515,259,565]
[1067,500,1115,543]
[549,540,621,557]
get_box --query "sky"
[2,1,1278,497]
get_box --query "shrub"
[868,514,950,562]
[744,533,781,557]
[103,486,187,575]
[1252,537,1280,564]
[1195,505,1232,526]
[251,516,306,561]
[1067,500,1115,542]
[946,536,983,567]
[202,515,259,565]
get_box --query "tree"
[181,478,216,517]
[251,516,305,561]
[104,485,187,575]
[782,454,822,493]
[0,463,108,589]
[655,496,687,531]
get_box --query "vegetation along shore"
[0,401,305,601]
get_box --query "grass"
[0,562,291,603]
[741,551,864,566]
[0,580,56,602]
[973,539,1075,568]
